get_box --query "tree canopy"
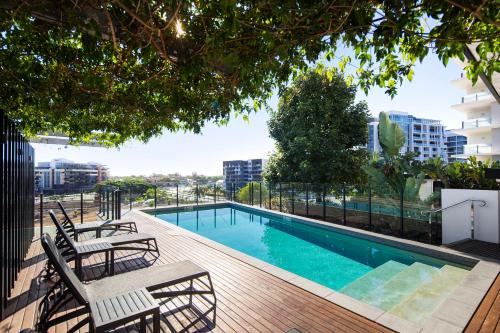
[1,1,499,145]
[263,70,368,185]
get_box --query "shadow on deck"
[1,211,392,333]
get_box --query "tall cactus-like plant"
[363,112,425,201]
[378,112,406,157]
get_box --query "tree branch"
[445,0,500,27]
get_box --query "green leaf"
[378,112,406,156]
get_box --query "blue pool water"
[154,205,465,290]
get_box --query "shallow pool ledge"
[137,203,500,333]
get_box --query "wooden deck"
[0,211,393,333]
[2,210,499,333]
[447,240,500,262]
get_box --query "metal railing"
[36,190,104,232]
[226,181,442,245]
[1,111,35,319]
[53,180,444,246]
[461,92,493,103]
[462,118,491,129]
[463,144,492,155]
[423,199,487,242]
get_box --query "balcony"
[451,118,493,136]
[451,93,495,114]
[463,144,492,155]
[451,72,500,94]
[461,92,493,104]
[462,118,491,129]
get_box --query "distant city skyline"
[35,52,465,176]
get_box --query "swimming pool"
[153,204,472,324]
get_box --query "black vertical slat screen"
[1,110,34,319]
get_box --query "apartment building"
[223,159,266,190]
[35,158,109,194]
[368,111,448,162]
[445,131,467,163]
[449,63,500,161]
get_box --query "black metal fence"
[36,190,105,233]
[1,111,35,319]
[98,187,123,220]
[93,181,441,245]
[229,182,442,245]
[97,184,227,215]
[94,181,441,245]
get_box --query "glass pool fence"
[36,181,442,245]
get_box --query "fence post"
[129,188,132,211]
[400,185,404,237]
[250,182,254,205]
[176,184,179,206]
[291,183,294,214]
[106,189,110,220]
[428,212,433,244]
[323,185,326,221]
[214,184,217,203]
[154,185,157,209]
[40,193,43,235]
[196,184,199,205]
[279,183,282,212]
[342,184,346,226]
[269,183,272,209]
[259,182,262,207]
[117,190,121,219]
[80,190,84,224]
[305,183,309,216]
[111,189,115,220]
[368,187,372,231]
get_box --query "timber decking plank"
[0,210,394,332]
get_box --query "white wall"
[442,189,500,244]
[490,103,500,125]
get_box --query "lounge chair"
[38,233,216,333]
[57,201,138,241]
[49,210,159,279]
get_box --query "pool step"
[340,260,408,300]
[360,262,439,311]
[388,265,469,324]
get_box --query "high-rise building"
[449,56,500,161]
[445,131,467,163]
[223,159,266,190]
[35,158,109,194]
[367,111,448,162]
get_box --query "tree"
[422,157,449,187]
[445,156,500,190]
[1,1,498,145]
[237,182,269,204]
[362,112,425,201]
[95,177,153,192]
[263,70,368,186]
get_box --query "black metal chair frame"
[37,233,217,333]
[57,201,138,241]
[46,210,159,280]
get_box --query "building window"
[55,171,61,185]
